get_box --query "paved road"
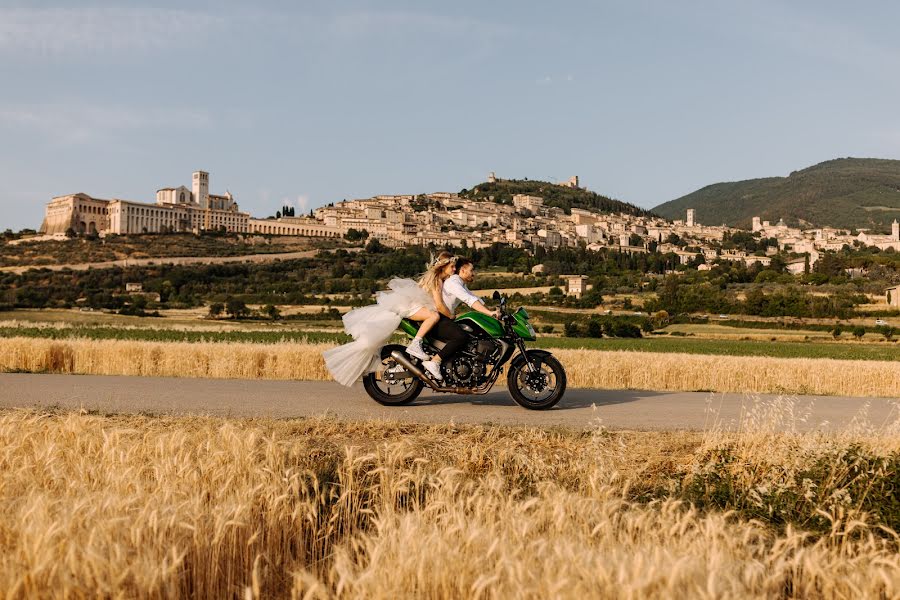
[0,374,896,431]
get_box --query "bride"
[323,252,457,386]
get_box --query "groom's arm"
[445,277,497,317]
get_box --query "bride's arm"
[433,286,452,318]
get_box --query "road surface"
[0,374,896,431]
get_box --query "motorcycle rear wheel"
[362,344,424,406]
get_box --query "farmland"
[0,409,897,598]
[2,336,898,397]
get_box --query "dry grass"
[0,405,898,598]
[2,336,899,397]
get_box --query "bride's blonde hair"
[419,251,457,293]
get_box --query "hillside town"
[32,170,900,275]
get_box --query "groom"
[418,257,499,379]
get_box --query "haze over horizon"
[2,0,900,230]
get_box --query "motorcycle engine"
[443,339,501,387]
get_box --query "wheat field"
[1,336,899,397]
[0,403,898,598]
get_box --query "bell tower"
[192,171,209,209]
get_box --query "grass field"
[0,234,328,267]
[2,337,899,397]
[2,311,900,362]
[1,408,897,598]
[0,325,350,345]
[536,335,900,361]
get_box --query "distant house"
[887,285,900,307]
[786,258,808,276]
[125,282,143,293]
[563,275,589,298]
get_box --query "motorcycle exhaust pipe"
[389,351,481,394]
[390,351,442,390]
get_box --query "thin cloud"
[327,10,515,41]
[281,194,311,213]
[0,104,213,145]
[0,6,224,56]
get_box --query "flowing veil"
[323,278,434,386]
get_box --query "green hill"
[460,178,652,217]
[652,158,900,232]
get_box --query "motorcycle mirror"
[492,290,502,301]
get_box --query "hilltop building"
[40,171,249,236]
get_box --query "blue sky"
[2,0,900,230]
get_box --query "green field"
[534,335,900,361]
[0,326,349,345]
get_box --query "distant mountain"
[460,178,653,217]
[652,158,900,232]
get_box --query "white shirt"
[442,274,482,313]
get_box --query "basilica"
[39,171,249,236]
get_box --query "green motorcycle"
[362,291,567,410]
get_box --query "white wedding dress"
[324,278,435,386]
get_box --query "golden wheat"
[1,336,899,397]
[0,408,897,598]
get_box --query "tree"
[208,302,224,318]
[365,238,385,253]
[852,326,866,340]
[831,326,842,339]
[548,286,564,297]
[263,304,281,320]
[345,228,369,241]
[564,322,580,337]
[586,320,603,338]
[225,298,248,319]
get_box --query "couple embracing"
[324,251,497,386]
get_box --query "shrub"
[876,325,896,341]
[208,302,224,318]
[831,326,842,339]
[263,304,281,320]
[541,325,554,334]
[852,326,866,339]
[225,298,248,319]
[586,321,603,338]
[563,322,580,337]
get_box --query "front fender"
[511,349,554,371]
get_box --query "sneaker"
[421,360,443,380]
[405,338,429,361]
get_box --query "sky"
[2,0,900,230]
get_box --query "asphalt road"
[0,373,896,431]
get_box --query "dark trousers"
[433,315,467,361]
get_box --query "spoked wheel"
[362,344,424,406]
[507,353,567,410]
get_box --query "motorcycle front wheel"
[362,344,424,406]
[507,353,566,410]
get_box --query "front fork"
[515,338,538,373]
